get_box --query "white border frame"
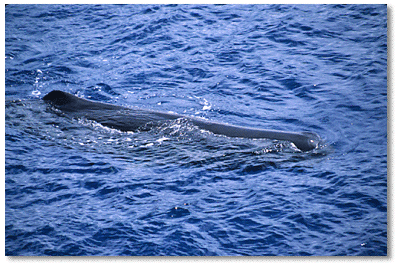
[1,0,395,264]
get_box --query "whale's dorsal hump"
[43,90,74,106]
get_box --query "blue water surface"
[5,4,387,256]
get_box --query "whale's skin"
[43,90,320,151]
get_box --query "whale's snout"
[302,131,321,151]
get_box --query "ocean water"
[5,4,387,256]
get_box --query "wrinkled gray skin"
[43,90,320,151]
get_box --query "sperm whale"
[43,90,320,151]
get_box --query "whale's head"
[297,131,321,151]
[292,132,321,151]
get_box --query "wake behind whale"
[43,90,320,151]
